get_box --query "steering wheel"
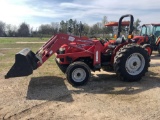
[99,38,105,45]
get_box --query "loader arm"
[35,34,94,67]
[5,34,95,78]
[36,34,74,66]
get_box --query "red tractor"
[132,24,160,54]
[5,14,150,86]
[105,21,153,55]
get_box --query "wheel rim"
[125,53,145,75]
[72,68,86,82]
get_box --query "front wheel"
[66,62,91,86]
[114,44,150,82]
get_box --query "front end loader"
[5,14,150,86]
[5,48,38,78]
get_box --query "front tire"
[66,62,91,86]
[114,44,150,82]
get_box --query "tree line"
[0,16,141,38]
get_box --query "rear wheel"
[66,62,91,86]
[114,44,150,82]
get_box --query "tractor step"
[5,48,39,79]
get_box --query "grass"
[0,37,49,44]
[1,37,160,80]
[0,37,49,59]
[0,37,62,76]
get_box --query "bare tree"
[134,19,141,35]
[17,22,30,37]
[6,24,17,37]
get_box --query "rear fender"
[110,42,128,64]
[132,36,146,45]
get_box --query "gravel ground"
[0,54,160,120]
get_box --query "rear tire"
[114,44,150,82]
[66,62,91,86]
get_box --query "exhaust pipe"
[5,48,39,79]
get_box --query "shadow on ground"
[26,71,160,102]
[26,76,73,102]
[84,71,160,95]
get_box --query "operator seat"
[108,37,125,49]
[115,37,125,44]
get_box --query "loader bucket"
[5,48,39,79]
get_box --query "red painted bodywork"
[36,34,103,68]
[35,33,125,69]
[132,36,149,44]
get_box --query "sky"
[0,0,160,28]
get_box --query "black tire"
[55,58,68,73]
[142,44,152,56]
[114,44,150,82]
[66,62,91,86]
[157,44,160,54]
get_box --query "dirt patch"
[0,53,4,56]
[0,53,160,120]
[1,71,160,120]
[150,54,160,66]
